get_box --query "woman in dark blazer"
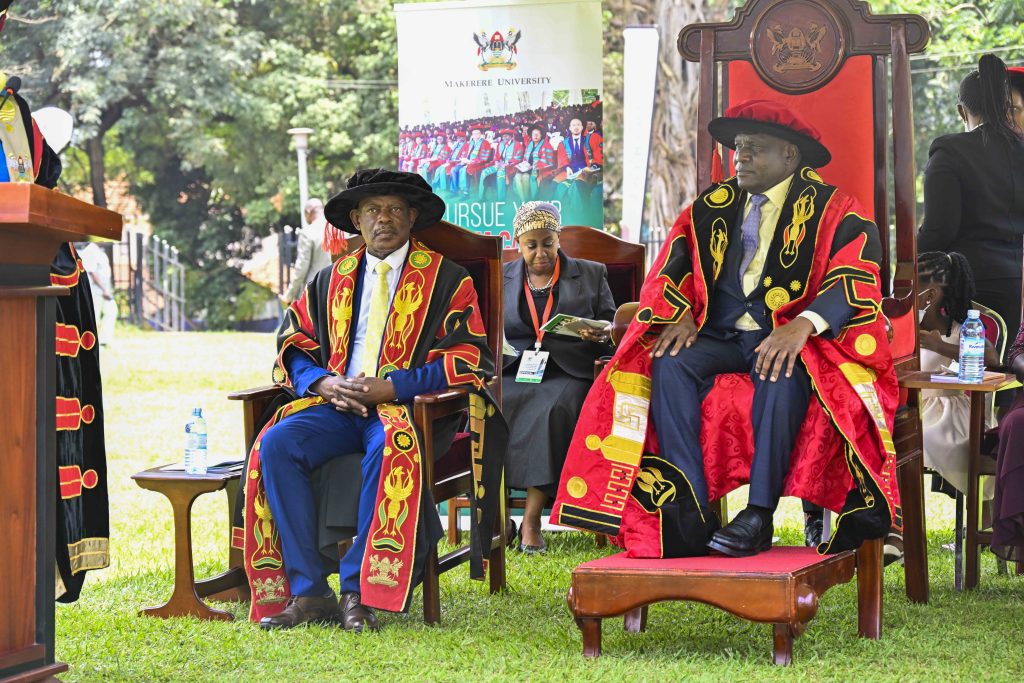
[917,54,1024,352]
[502,202,615,553]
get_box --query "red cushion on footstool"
[578,547,837,574]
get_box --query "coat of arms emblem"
[472,29,522,71]
[766,23,827,73]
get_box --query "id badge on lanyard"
[515,259,560,384]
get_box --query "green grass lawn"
[56,328,1024,681]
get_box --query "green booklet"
[540,313,611,339]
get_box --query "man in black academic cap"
[241,169,504,632]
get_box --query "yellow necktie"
[362,260,392,377]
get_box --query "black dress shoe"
[259,594,339,630]
[339,592,380,633]
[804,511,824,548]
[506,518,519,549]
[707,507,774,557]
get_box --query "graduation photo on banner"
[394,0,604,245]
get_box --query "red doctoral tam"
[709,99,831,168]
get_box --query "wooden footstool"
[132,465,249,621]
[568,540,882,665]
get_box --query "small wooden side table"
[898,371,1013,589]
[131,466,249,621]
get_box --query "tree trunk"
[85,135,107,208]
[615,0,728,233]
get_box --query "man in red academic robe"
[475,127,523,201]
[243,170,506,630]
[551,100,899,559]
[453,124,493,196]
[512,124,556,201]
[416,130,451,180]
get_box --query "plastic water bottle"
[184,408,208,475]
[958,310,986,383]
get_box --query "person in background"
[77,241,118,346]
[1008,66,1024,132]
[513,124,555,201]
[501,202,615,553]
[992,320,1024,564]
[917,251,1000,495]
[283,198,334,304]
[917,54,1024,356]
[476,128,523,201]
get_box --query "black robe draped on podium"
[3,86,111,601]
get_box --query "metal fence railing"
[112,231,188,331]
[642,226,668,272]
[277,225,299,298]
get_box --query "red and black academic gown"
[2,89,110,601]
[237,240,507,621]
[551,168,900,557]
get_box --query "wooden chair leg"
[954,490,965,590]
[856,537,882,639]
[965,392,985,590]
[1017,560,1024,576]
[447,500,460,545]
[772,624,794,666]
[422,549,441,625]
[623,606,647,633]
[594,533,608,548]
[579,618,602,657]
[898,451,929,603]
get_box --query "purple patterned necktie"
[738,193,769,278]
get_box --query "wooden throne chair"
[566,0,932,665]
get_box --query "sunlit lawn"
[55,327,1024,681]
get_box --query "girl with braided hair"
[918,251,1001,498]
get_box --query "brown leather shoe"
[339,592,380,632]
[259,595,339,630]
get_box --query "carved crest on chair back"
[754,0,845,92]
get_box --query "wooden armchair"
[227,220,507,625]
[447,226,645,543]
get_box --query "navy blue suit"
[650,198,856,511]
[263,255,449,598]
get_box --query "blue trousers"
[260,403,384,596]
[650,330,811,510]
[451,165,470,194]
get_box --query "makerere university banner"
[395,0,603,244]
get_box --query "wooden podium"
[0,184,121,683]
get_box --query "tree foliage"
[2,0,402,327]
[2,0,1022,327]
[880,0,1024,196]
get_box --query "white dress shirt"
[345,241,410,377]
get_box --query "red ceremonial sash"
[551,171,900,556]
[244,241,448,620]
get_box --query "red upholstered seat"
[579,546,843,574]
[699,374,852,512]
